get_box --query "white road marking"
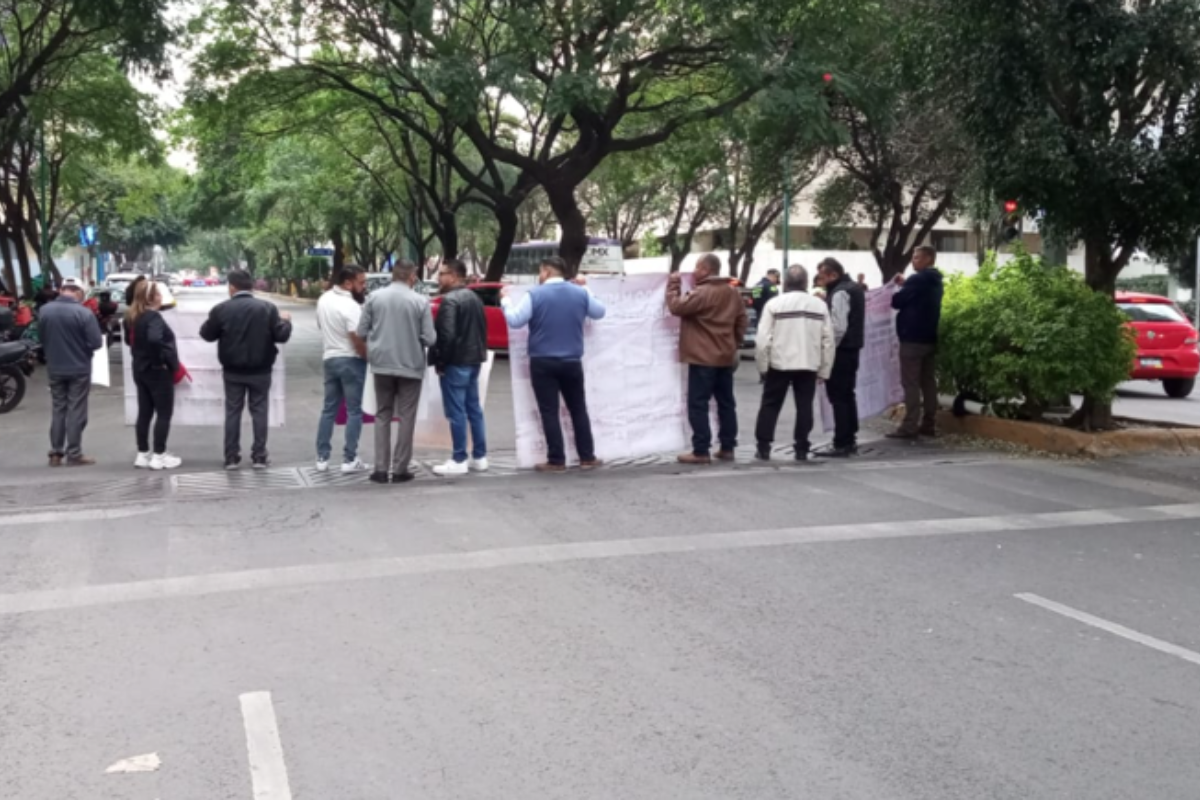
[105,752,161,773]
[1015,593,1200,668]
[0,506,163,528]
[1,502,1198,616]
[239,692,293,800]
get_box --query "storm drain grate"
[172,467,308,498]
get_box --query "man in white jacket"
[754,265,835,461]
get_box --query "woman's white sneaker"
[341,459,371,474]
[150,453,182,471]
[433,459,469,476]
[134,452,152,469]
[468,457,489,472]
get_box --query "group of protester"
[35,244,943,477]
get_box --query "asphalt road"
[1,286,1198,799]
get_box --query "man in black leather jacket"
[429,258,489,476]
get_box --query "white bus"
[504,238,624,282]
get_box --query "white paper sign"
[821,284,903,428]
[122,306,286,427]
[91,345,110,387]
[509,274,691,468]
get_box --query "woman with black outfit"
[125,280,182,470]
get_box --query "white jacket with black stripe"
[754,290,836,380]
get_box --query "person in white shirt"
[315,264,370,473]
[753,264,835,462]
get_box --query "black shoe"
[225,456,242,471]
[252,458,271,470]
[754,447,771,461]
[369,471,390,484]
[795,451,814,463]
[885,430,919,440]
[819,445,857,459]
[391,472,416,484]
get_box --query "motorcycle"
[0,306,35,413]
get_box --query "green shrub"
[937,250,1136,419]
[1115,275,1169,296]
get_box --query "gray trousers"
[374,374,422,475]
[899,342,939,434]
[224,372,272,461]
[49,375,91,459]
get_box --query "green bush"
[1116,275,1169,296]
[937,250,1136,419]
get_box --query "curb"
[265,292,318,306]
[936,410,1200,458]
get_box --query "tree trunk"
[15,229,33,297]
[437,210,459,260]
[484,204,519,282]
[1,230,17,297]
[546,186,588,277]
[1067,238,1120,430]
[878,244,909,284]
[330,225,345,279]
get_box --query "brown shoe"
[715,450,736,461]
[535,463,567,473]
[66,455,96,467]
[677,453,713,465]
[48,453,63,468]
[579,459,603,471]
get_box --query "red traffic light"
[1003,200,1019,214]
[822,73,834,83]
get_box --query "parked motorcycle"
[0,306,35,413]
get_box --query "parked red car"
[1116,291,1200,397]
[430,282,509,350]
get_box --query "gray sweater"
[39,296,103,379]
[357,282,436,379]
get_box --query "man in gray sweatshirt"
[39,278,103,466]
[357,260,436,484]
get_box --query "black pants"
[687,365,737,456]
[755,369,817,454]
[224,372,272,461]
[530,357,595,465]
[134,369,175,454]
[825,347,860,449]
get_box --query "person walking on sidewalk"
[888,245,945,439]
[39,277,102,467]
[199,270,293,470]
[357,259,436,485]
[818,257,865,457]
[315,264,371,474]
[667,254,748,465]
[430,258,489,476]
[753,265,834,462]
[501,256,606,473]
[125,280,182,470]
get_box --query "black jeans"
[224,372,272,461]
[134,369,175,454]
[687,365,737,456]
[825,347,860,449]
[530,357,595,465]
[755,369,817,454]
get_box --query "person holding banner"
[888,245,945,439]
[430,258,489,476]
[753,265,834,462]
[357,260,436,485]
[818,257,865,457]
[39,277,103,467]
[667,254,748,465]
[501,256,606,473]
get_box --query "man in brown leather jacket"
[666,254,749,465]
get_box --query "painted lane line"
[240,692,294,800]
[1015,593,1200,668]
[3,502,1200,616]
[0,506,163,527]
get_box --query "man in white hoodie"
[753,264,835,462]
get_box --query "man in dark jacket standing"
[39,278,103,467]
[667,254,749,464]
[817,257,865,457]
[888,245,944,439]
[200,270,292,469]
[430,258,489,476]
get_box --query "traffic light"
[1001,201,1021,243]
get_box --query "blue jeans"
[687,364,738,456]
[439,364,487,462]
[316,357,367,462]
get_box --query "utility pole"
[781,159,790,270]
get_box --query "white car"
[103,272,176,309]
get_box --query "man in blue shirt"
[501,256,606,472]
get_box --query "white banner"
[122,307,287,427]
[509,274,691,468]
[821,284,903,428]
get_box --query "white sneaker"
[316,459,330,473]
[150,452,182,471]
[134,452,152,469]
[432,459,469,476]
[469,457,489,472]
[341,459,371,474]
